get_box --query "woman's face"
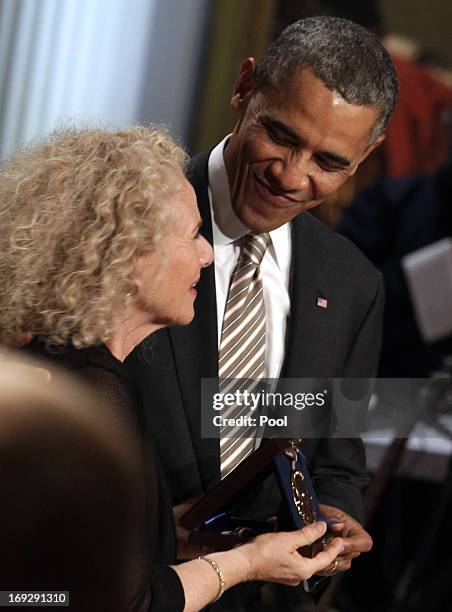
[133,175,213,328]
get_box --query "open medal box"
[180,438,336,557]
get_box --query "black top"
[26,339,185,612]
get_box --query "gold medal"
[285,439,334,551]
[286,439,317,525]
[291,469,316,524]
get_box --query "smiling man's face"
[223,60,384,232]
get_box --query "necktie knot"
[241,233,271,265]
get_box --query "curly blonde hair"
[0,125,188,347]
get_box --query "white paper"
[402,238,452,343]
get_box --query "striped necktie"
[219,232,271,479]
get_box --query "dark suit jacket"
[126,149,384,524]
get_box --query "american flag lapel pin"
[316,296,328,309]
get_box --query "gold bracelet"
[198,555,225,602]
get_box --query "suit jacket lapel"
[281,213,335,378]
[279,213,341,458]
[168,151,220,490]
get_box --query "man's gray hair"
[255,17,398,141]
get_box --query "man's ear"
[350,134,385,176]
[231,58,257,111]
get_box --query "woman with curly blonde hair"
[0,126,192,348]
[0,126,344,611]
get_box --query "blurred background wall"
[382,0,452,65]
[2,0,451,160]
[0,0,209,159]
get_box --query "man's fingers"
[319,503,345,519]
[328,522,345,532]
[341,533,373,555]
[337,551,360,562]
[313,505,372,575]
[316,556,350,576]
[337,558,351,572]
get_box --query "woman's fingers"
[290,521,327,548]
[245,523,345,584]
[300,537,345,576]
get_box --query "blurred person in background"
[0,358,143,612]
[338,149,452,377]
[0,126,345,611]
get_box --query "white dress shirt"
[207,136,291,380]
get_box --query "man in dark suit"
[127,17,398,609]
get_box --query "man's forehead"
[253,66,372,116]
[252,71,378,146]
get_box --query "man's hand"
[173,498,214,560]
[316,503,373,576]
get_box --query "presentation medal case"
[180,438,336,557]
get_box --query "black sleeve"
[72,364,185,612]
[337,181,396,267]
[147,566,185,612]
[76,365,143,429]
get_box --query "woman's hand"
[237,521,345,585]
[173,522,344,611]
